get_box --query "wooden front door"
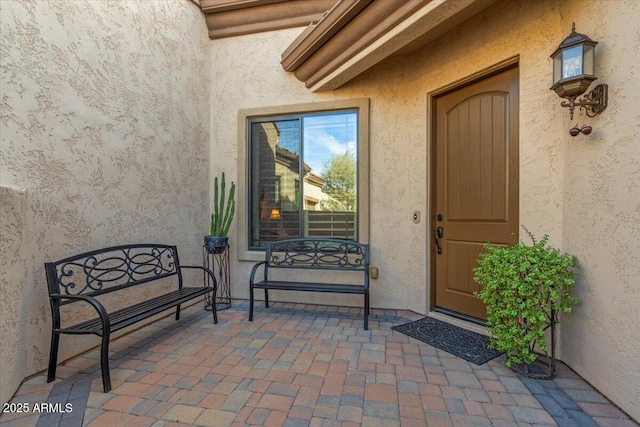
[433,66,519,320]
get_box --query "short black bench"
[249,238,370,329]
[45,243,217,392]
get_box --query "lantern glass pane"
[583,44,595,76]
[553,53,562,84]
[562,45,583,79]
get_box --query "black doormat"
[391,317,502,365]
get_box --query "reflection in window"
[248,111,358,249]
[274,176,281,206]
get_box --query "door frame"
[427,56,520,313]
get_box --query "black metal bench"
[249,238,370,329]
[45,243,217,392]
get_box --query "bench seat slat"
[60,287,211,335]
[252,280,365,294]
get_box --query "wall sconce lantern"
[550,23,607,120]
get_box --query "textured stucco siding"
[211,0,566,315]
[0,187,27,406]
[210,0,639,420]
[559,0,640,419]
[0,0,210,404]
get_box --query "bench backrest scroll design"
[265,238,369,273]
[45,244,181,306]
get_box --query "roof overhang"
[202,0,500,91]
[281,0,500,91]
[201,0,337,39]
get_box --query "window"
[238,99,369,257]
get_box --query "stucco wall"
[0,0,210,403]
[559,0,640,418]
[212,0,566,314]
[0,187,27,406]
[211,0,639,419]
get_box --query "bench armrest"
[49,293,111,333]
[249,261,268,285]
[177,265,217,291]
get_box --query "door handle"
[435,226,444,254]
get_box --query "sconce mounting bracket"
[561,84,608,120]
[581,84,608,117]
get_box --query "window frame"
[237,99,370,261]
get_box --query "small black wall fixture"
[550,23,607,121]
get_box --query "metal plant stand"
[202,243,231,310]
[510,309,557,380]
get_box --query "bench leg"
[100,331,112,393]
[264,289,269,308]
[212,297,218,324]
[47,331,60,383]
[364,292,369,331]
[249,285,254,321]
[175,304,181,321]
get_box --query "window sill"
[237,249,265,263]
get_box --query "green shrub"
[473,227,579,367]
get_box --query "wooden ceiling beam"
[201,0,336,39]
[281,0,499,91]
[281,0,372,72]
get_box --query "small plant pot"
[204,236,229,254]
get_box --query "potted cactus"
[205,172,236,252]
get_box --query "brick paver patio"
[1,301,636,427]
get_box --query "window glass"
[248,110,358,249]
